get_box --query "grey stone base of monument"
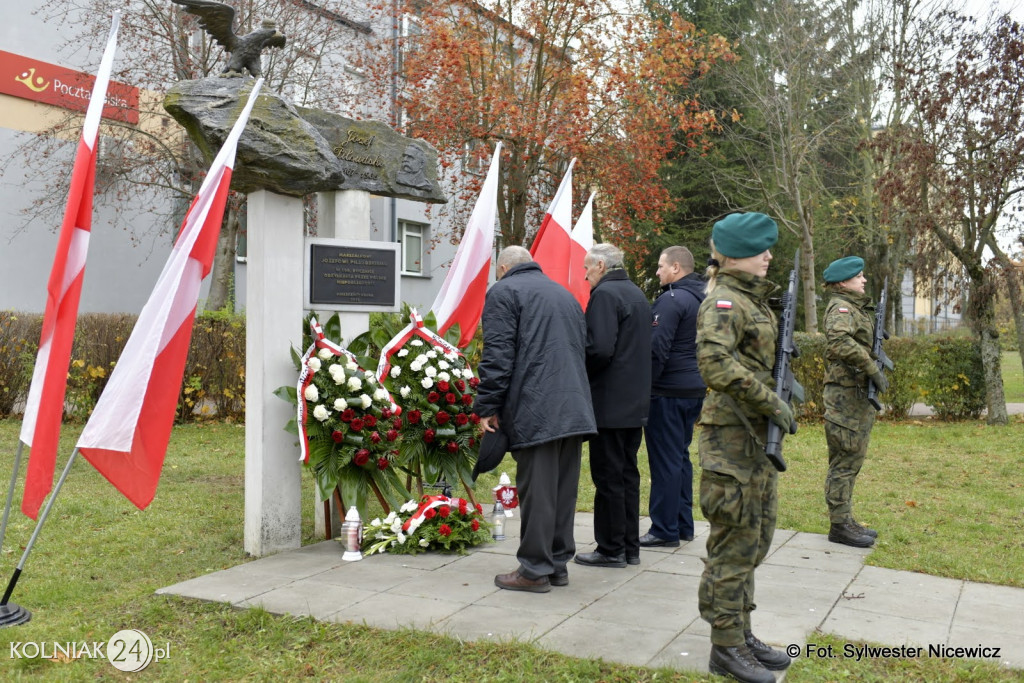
[243,190,373,556]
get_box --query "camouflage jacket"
[696,269,781,427]
[824,291,876,387]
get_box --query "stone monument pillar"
[244,190,304,556]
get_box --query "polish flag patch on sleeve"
[838,307,850,313]
[716,300,733,309]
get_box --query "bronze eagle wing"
[171,0,239,52]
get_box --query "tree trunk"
[206,203,240,312]
[799,215,818,334]
[970,279,1008,425]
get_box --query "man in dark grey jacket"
[475,246,597,593]
[575,243,651,568]
[641,245,707,548]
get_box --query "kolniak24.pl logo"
[9,629,169,671]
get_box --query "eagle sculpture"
[172,0,287,78]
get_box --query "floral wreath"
[297,318,410,513]
[376,311,482,499]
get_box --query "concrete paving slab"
[156,566,291,603]
[328,592,465,630]
[537,617,680,667]
[821,603,952,646]
[946,623,1024,668]
[955,581,1024,636]
[434,603,568,643]
[314,562,422,591]
[642,553,704,577]
[840,569,960,623]
[237,579,376,619]
[646,631,713,673]
[755,562,855,595]
[764,544,870,575]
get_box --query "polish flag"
[530,159,589,309]
[567,192,596,307]
[74,80,264,511]
[430,142,501,347]
[19,15,120,519]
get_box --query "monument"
[164,61,446,556]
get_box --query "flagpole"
[0,442,25,553]
[0,448,79,627]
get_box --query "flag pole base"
[0,603,31,627]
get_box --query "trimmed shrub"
[792,332,826,420]
[919,336,986,420]
[0,309,246,424]
[0,312,41,417]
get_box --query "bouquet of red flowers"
[377,311,482,493]
[296,319,410,515]
[362,495,491,555]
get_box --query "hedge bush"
[0,309,246,422]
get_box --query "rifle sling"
[720,393,766,451]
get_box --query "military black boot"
[744,631,791,671]
[852,519,878,538]
[708,643,775,683]
[829,522,875,548]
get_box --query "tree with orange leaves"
[358,0,735,251]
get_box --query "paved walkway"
[158,513,1024,677]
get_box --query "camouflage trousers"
[823,383,876,524]
[697,425,778,647]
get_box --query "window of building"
[399,220,428,274]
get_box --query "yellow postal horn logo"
[15,68,49,93]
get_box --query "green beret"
[712,212,779,258]
[823,256,865,283]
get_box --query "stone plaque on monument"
[305,238,400,312]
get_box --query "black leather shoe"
[828,522,875,548]
[574,551,627,568]
[626,555,640,566]
[550,571,569,587]
[852,519,878,538]
[639,532,679,548]
[744,631,791,671]
[708,644,775,683]
[680,533,695,542]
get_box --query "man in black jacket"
[641,245,707,548]
[475,246,597,593]
[575,244,652,568]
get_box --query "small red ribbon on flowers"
[401,495,472,531]
[377,309,463,382]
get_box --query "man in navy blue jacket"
[641,246,707,548]
[575,243,651,568]
[475,246,597,593]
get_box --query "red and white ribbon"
[377,309,462,382]
[297,317,397,463]
[400,495,471,531]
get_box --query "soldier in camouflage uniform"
[822,256,887,548]
[695,212,793,683]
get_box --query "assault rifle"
[765,250,805,472]
[867,278,895,411]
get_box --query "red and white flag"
[430,142,501,347]
[19,15,120,519]
[530,159,589,309]
[568,192,596,307]
[74,79,264,511]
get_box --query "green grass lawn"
[0,417,1021,681]
[1003,351,1024,402]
